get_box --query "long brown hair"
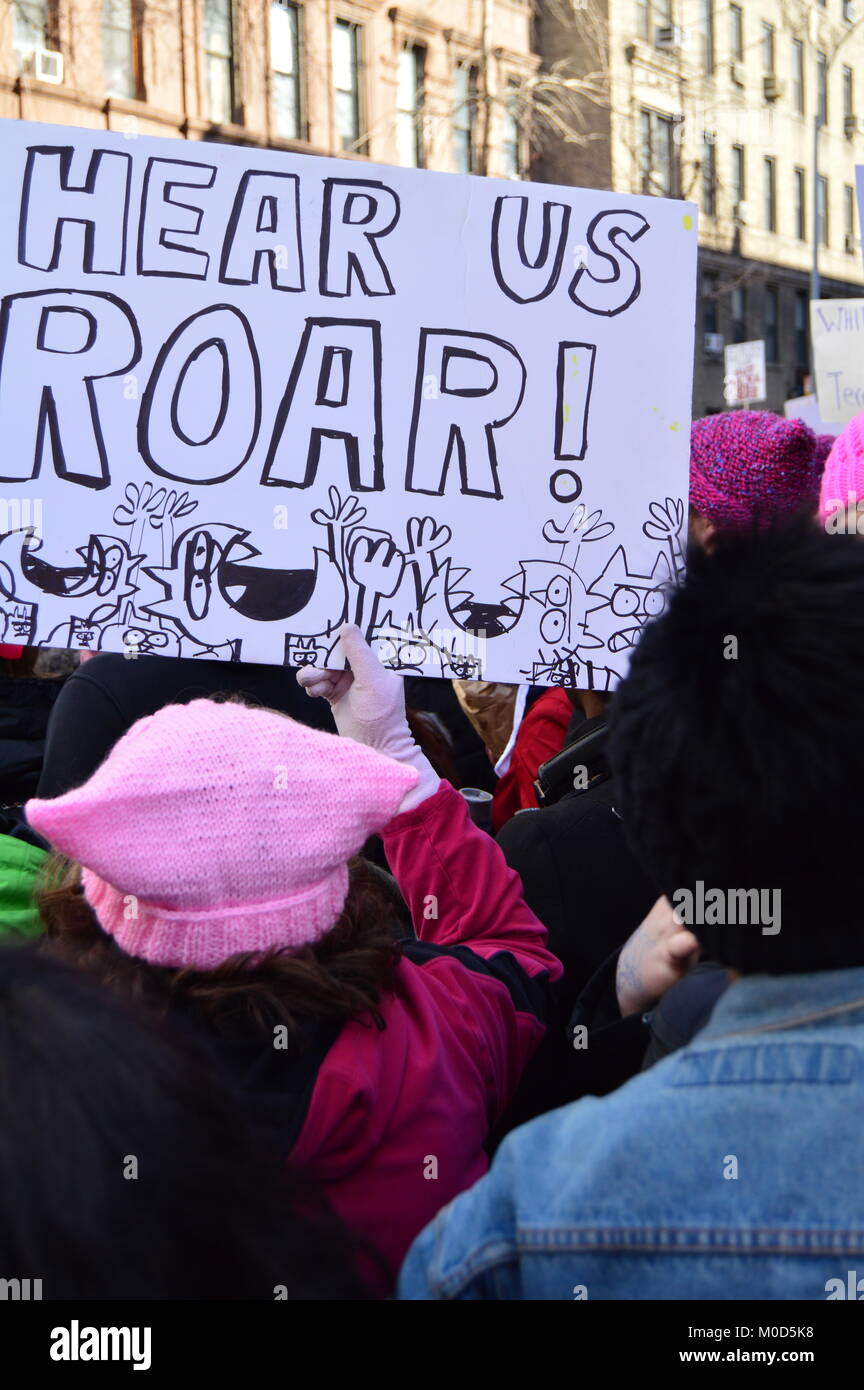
[37,855,407,1055]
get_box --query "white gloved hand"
[297,623,441,813]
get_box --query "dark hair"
[607,519,864,974]
[36,857,406,1053]
[0,947,365,1298]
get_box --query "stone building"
[1,0,537,177]
[534,0,864,415]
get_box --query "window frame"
[396,43,426,169]
[452,62,478,174]
[102,0,144,102]
[729,4,744,63]
[333,15,365,154]
[763,155,777,231]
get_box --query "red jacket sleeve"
[491,689,573,833]
[382,780,563,986]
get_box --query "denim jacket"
[398,967,864,1300]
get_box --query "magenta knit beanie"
[26,699,418,970]
[819,410,864,521]
[690,411,827,529]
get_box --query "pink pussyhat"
[26,699,419,970]
[819,410,864,521]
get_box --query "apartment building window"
[761,22,774,74]
[817,51,828,124]
[731,285,747,343]
[729,4,743,62]
[13,0,55,68]
[763,156,777,230]
[732,143,745,208]
[843,65,854,123]
[103,0,140,99]
[792,38,805,113]
[794,290,808,370]
[202,0,234,124]
[270,1,301,139]
[817,174,829,245]
[794,167,806,240]
[640,109,676,196]
[700,0,714,72]
[764,286,779,362]
[333,18,363,153]
[636,0,673,45]
[702,270,719,335]
[501,84,523,179]
[396,46,425,168]
[452,65,477,173]
[702,135,717,215]
[845,183,856,251]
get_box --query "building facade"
[1,0,537,178]
[534,0,864,416]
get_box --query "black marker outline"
[218,169,305,293]
[550,469,583,504]
[0,288,141,490]
[406,328,527,500]
[490,195,571,304]
[568,209,650,317]
[18,145,132,275]
[554,341,597,461]
[137,156,217,280]
[137,303,262,484]
[262,317,384,492]
[319,179,400,298]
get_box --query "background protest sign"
[723,340,766,406]
[810,298,864,428]
[783,393,842,436]
[0,119,696,687]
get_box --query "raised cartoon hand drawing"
[348,532,405,640]
[643,498,686,581]
[113,482,197,568]
[542,504,615,567]
[148,489,198,568]
[405,515,452,620]
[312,486,368,571]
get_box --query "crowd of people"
[2,403,864,1300]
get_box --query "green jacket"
[0,834,47,941]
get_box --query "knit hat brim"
[82,862,350,969]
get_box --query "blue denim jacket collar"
[698,964,864,1041]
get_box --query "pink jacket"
[288,780,562,1294]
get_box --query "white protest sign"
[0,120,696,687]
[783,393,842,437]
[723,340,766,405]
[810,298,864,426]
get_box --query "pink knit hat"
[819,409,864,521]
[690,411,828,529]
[26,699,418,970]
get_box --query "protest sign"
[0,120,696,686]
[783,393,842,437]
[810,298,864,427]
[723,340,766,406]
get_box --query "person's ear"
[689,511,717,554]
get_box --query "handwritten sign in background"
[0,120,696,686]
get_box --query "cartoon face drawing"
[584,548,672,654]
[503,559,592,651]
[0,529,141,608]
[0,599,37,644]
[372,621,444,674]
[445,652,482,680]
[284,635,326,668]
[145,523,348,662]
